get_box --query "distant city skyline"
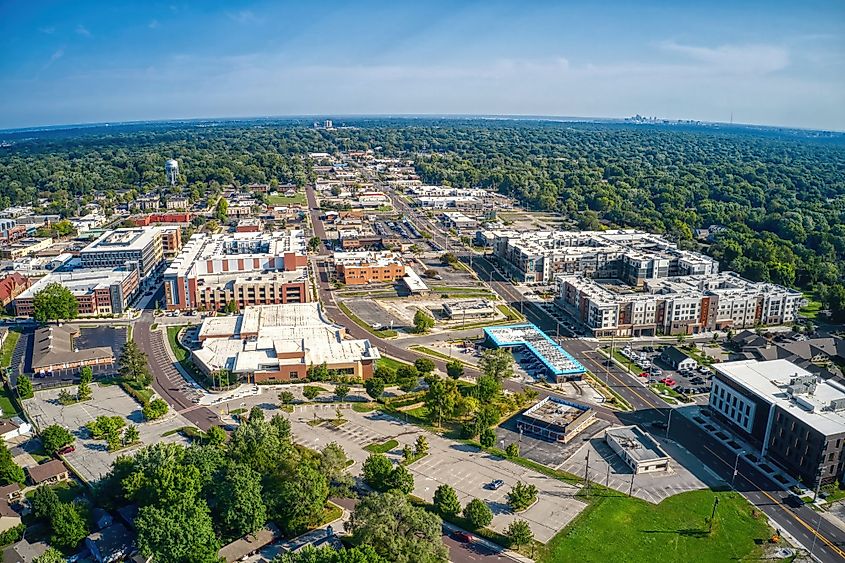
[1,0,843,130]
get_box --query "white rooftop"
[714,359,845,436]
[18,268,134,299]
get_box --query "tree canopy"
[32,283,78,323]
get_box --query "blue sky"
[1,1,843,130]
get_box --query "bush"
[433,484,461,518]
[479,428,496,448]
[365,378,384,400]
[278,390,295,404]
[0,523,24,547]
[86,416,125,439]
[40,425,74,455]
[446,359,464,379]
[463,499,493,529]
[505,443,519,458]
[414,358,435,373]
[506,481,538,512]
[142,398,169,421]
[16,375,33,400]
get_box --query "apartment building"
[557,272,801,337]
[333,251,405,285]
[15,268,140,317]
[710,359,845,487]
[80,228,165,277]
[164,230,308,311]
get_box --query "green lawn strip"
[267,193,306,205]
[0,330,21,369]
[605,349,641,374]
[0,386,18,417]
[318,502,343,526]
[651,382,693,404]
[429,285,490,293]
[799,291,823,320]
[351,402,377,413]
[462,439,582,486]
[820,483,845,504]
[496,303,524,322]
[582,372,633,411]
[539,489,773,563]
[363,439,399,454]
[400,452,428,466]
[337,302,398,338]
[408,345,476,367]
[303,384,327,396]
[376,356,411,371]
[120,381,153,406]
[165,325,217,388]
[24,481,82,504]
[680,346,715,366]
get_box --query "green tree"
[211,462,266,538]
[506,481,538,512]
[446,359,464,379]
[433,484,461,518]
[414,358,435,373]
[480,349,514,381]
[479,428,496,448]
[278,390,295,404]
[86,415,126,440]
[224,300,238,314]
[32,282,78,323]
[463,498,493,529]
[16,375,33,399]
[476,375,501,402]
[142,398,169,421]
[136,498,220,563]
[79,365,93,385]
[424,376,459,427]
[334,383,350,401]
[206,425,227,447]
[40,425,74,455]
[506,519,534,551]
[274,545,389,563]
[215,198,228,223]
[308,236,322,252]
[0,444,25,485]
[348,491,448,563]
[33,547,64,563]
[49,502,88,550]
[506,443,519,458]
[320,442,353,496]
[365,378,384,400]
[303,386,321,400]
[414,435,429,456]
[412,309,435,334]
[384,464,414,494]
[270,464,329,535]
[362,453,393,490]
[31,485,59,520]
[123,425,140,445]
[118,340,152,387]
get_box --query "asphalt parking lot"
[74,325,127,357]
[288,407,586,542]
[620,346,713,396]
[494,413,610,468]
[558,427,721,504]
[23,383,194,482]
[343,298,403,329]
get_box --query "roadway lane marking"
[704,445,845,560]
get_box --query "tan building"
[333,251,405,285]
[0,237,53,259]
[192,303,379,384]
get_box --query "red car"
[452,531,474,543]
[660,377,677,386]
[57,445,75,455]
[638,372,649,378]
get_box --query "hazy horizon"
[1,1,843,131]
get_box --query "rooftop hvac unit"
[825,398,845,412]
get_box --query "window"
[290,371,299,379]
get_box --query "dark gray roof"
[661,346,694,365]
[31,325,113,371]
[86,522,133,559]
[2,539,48,563]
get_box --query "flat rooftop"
[523,396,590,426]
[484,324,586,377]
[18,268,134,299]
[713,359,845,436]
[82,228,157,253]
[605,425,670,463]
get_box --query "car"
[452,531,474,543]
[488,479,505,490]
[660,377,676,386]
[57,445,75,455]
[638,371,650,378]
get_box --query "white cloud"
[227,10,263,24]
[39,27,55,35]
[75,24,91,37]
[659,41,789,74]
[148,20,160,29]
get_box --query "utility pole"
[731,450,745,488]
[606,463,611,487]
[584,449,590,488]
[666,408,673,439]
[628,472,635,496]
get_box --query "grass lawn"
[497,303,524,322]
[166,326,190,362]
[363,438,399,454]
[800,291,823,320]
[303,384,326,397]
[319,502,343,526]
[540,490,772,563]
[0,329,20,369]
[376,356,410,371]
[351,402,377,413]
[24,481,82,504]
[267,192,306,205]
[0,387,18,417]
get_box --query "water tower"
[165,159,179,186]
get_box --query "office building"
[15,268,140,317]
[517,396,596,443]
[0,237,53,260]
[333,251,405,285]
[710,359,845,486]
[192,303,379,383]
[605,426,671,474]
[80,228,165,277]
[164,230,308,311]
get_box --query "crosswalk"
[147,330,203,406]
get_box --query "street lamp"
[731,450,746,488]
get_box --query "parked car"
[452,531,474,543]
[488,479,505,490]
[660,377,677,386]
[57,445,75,455]
[638,372,650,378]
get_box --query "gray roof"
[661,346,694,365]
[218,524,280,563]
[26,459,68,484]
[31,325,113,371]
[86,522,133,559]
[2,540,48,563]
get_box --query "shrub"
[463,499,493,529]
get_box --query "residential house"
[0,484,22,505]
[2,539,49,563]
[26,460,69,486]
[0,418,32,442]
[0,502,20,534]
[85,522,134,563]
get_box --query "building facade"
[80,228,165,277]
[333,251,405,285]
[14,268,140,317]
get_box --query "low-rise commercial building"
[30,325,114,375]
[0,273,32,308]
[192,303,380,383]
[0,237,53,259]
[605,426,671,474]
[518,396,596,442]
[484,324,586,382]
[710,359,845,486]
[443,299,498,320]
[81,228,165,276]
[164,231,308,311]
[333,251,405,285]
[15,268,140,317]
[440,211,478,231]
